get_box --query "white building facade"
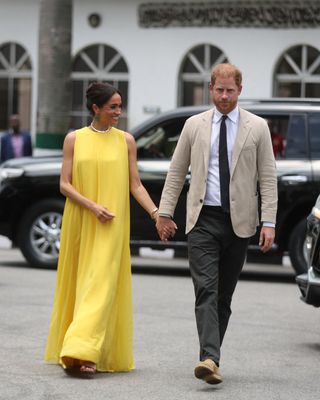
[0,0,320,139]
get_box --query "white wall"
[0,0,320,134]
[73,0,320,128]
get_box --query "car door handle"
[280,175,308,183]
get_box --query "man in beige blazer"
[156,64,277,385]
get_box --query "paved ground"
[1,243,320,400]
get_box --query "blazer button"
[200,199,203,203]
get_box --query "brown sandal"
[80,362,96,374]
[64,361,96,379]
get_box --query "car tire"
[17,198,64,268]
[288,219,308,275]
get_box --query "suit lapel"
[230,108,250,177]
[200,109,214,174]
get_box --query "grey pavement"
[0,246,319,400]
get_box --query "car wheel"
[17,199,64,268]
[288,219,308,275]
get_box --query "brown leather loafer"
[194,359,223,385]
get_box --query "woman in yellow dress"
[45,82,160,377]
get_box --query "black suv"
[1,99,320,274]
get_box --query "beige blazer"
[159,107,278,238]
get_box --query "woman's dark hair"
[86,82,122,115]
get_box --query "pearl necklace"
[90,122,112,133]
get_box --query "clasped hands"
[156,216,178,241]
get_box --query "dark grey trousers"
[188,206,249,365]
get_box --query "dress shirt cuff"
[262,222,275,228]
[158,213,172,219]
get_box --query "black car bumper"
[296,268,320,307]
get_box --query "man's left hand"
[259,226,275,253]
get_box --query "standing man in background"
[0,114,32,163]
[156,63,277,385]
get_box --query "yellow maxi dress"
[45,126,134,372]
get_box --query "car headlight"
[0,167,24,184]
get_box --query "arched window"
[274,44,320,98]
[0,42,32,131]
[178,44,228,106]
[71,44,129,129]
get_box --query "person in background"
[268,121,285,159]
[156,63,277,385]
[0,114,32,163]
[45,82,159,377]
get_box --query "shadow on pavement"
[0,260,29,268]
[133,265,190,277]
[304,343,320,352]
[0,260,55,270]
[132,265,296,284]
[239,269,295,284]
[0,255,296,284]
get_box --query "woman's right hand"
[91,204,115,223]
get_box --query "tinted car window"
[136,118,186,159]
[308,113,320,159]
[285,114,307,159]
